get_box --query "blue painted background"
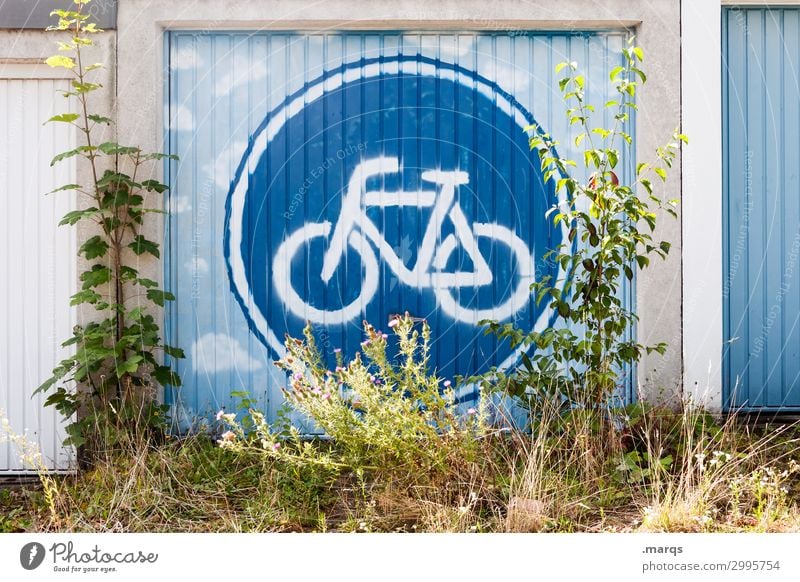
[165,31,630,429]
[723,8,800,410]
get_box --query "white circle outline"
[226,56,569,375]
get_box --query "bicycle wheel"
[432,222,534,324]
[272,222,379,325]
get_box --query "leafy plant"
[223,315,487,478]
[218,315,495,529]
[479,39,687,412]
[35,0,183,454]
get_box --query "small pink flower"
[443,380,452,387]
[381,333,388,340]
[322,392,332,400]
[220,430,236,442]
[333,348,342,353]
[467,408,477,415]
[388,318,399,328]
[361,339,370,347]
[336,366,345,372]
[215,409,225,421]
[293,372,303,380]
[272,442,281,451]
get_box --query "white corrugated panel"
[0,67,76,472]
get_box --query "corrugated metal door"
[0,65,75,471]
[165,31,631,428]
[723,8,800,410]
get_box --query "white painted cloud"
[191,333,264,374]
[170,104,195,132]
[185,256,210,276]
[171,45,205,71]
[214,59,268,98]
[172,195,191,214]
[211,140,248,190]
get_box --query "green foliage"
[477,39,688,412]
[218,315,493,525]
[35,0,182,455]
[225,315,487,478]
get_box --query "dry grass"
[3,403,800,533]
[635,409,800,532]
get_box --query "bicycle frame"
[320,156,491,289]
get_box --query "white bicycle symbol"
[273,156,535,325]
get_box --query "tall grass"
[3,399,799,532]
[635,405,800,532]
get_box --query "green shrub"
[477,39,686,414]
[218,315,495,529]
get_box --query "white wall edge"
[0,62,72,79]
[681,0,724,411]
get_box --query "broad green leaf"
[141,179,168,193]
[48,183,82,195]
[45,55,76,69]
[45,113,79,124]
[80,264,112,289]
[78,235,109,259]
[58,207,99,226]
[129,235,160,258]
[98,142,140,156]
[120,266,139,281]
[96,171,136,190]
[50,147,84,166]
[142,152,179,162]
[71,80,101,94]
[34,376,57,396]
[69,289,102,306]
[624,265,633,281]
[146,289,175,307]
[154,365,181,387]
[88,114,112,125]
[116,355,144,376]
[163,345,185,359]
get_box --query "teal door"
[723,8,800,410]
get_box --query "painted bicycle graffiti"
[273,156,534,325]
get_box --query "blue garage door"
[165,31,631,429]
[723,8,800,410]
